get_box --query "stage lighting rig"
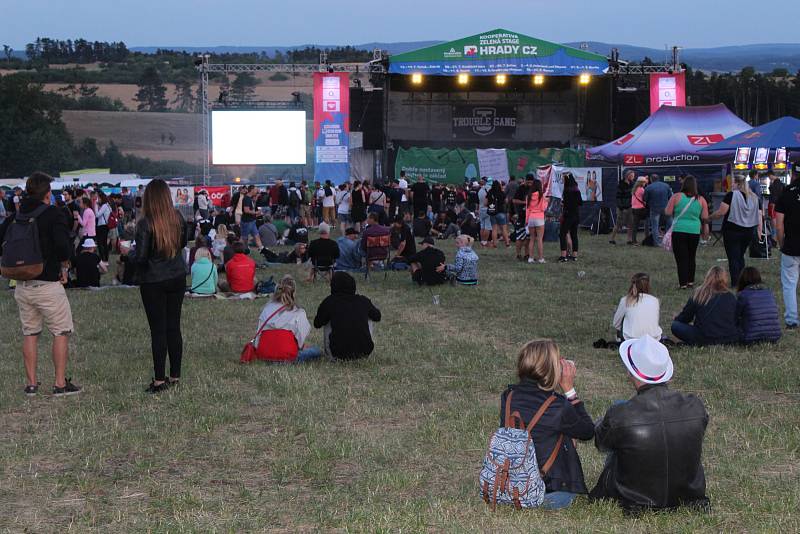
[579,73,591,85]
[533,74,545,86]
[457,73,469,86]
[495,74,507,86]
[411,73,423,85]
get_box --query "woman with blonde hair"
[498,339,595,509]
[131,179,188,392]
[612,273,663,341]
[252,275,322,363]
[671,265,740,346]
[710,174,763,285]
[444,234,479,285]
[211,224,228,260]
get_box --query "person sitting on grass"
[258,213,279,248]
[211,224,228,260]
[313,272,382,360]
[735,267,782,345]
[591,335,709,513]
[671,265,740,346]
[189,247,217,296]
[219,241,256,294]
[412,210,432,238]
[432,211,460,240]
[115,240,137,286]
[499,339,595,510]
[287,217,309,245]
[408,236,447,286]
[74,238,107,288]
[389,215,416,267]
[252,275,322,362]
[335,227,363,271]
[307,222,339,280]
[612,273,663,342]
[443,234,479,285]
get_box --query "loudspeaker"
[350,87,384,150]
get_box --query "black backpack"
[1,204,50,280]
[289,190,300,208]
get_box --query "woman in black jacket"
[559,172,583,262]
[132,179,188,393]
[671,265,740,346]
[500,339,594,509]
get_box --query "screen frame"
[210,109,308,166]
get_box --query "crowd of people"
[1,165,799,514]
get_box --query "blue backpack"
[479,392,562,510]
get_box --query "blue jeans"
[781,253,800,326]
[241,220,258,241]
[650,211,671,247]
[296,347,323,362]
[541,491,578,510]
[724,229,754,287]
[671,320,705,346]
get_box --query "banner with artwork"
[649,72,686,115]
[551,167,603,201]
[195,186,230,208]
[313,72,350,185]
[170,187,194,208]
[477,148,510,182]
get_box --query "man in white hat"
[589,335,709,512]
[74,238,107,288]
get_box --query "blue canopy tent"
[699,116,800,151]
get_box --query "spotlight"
[411,73,423,85]
[495,74,507,86]
[457,73,469,86]
[533,74,545,86]
[579,73,591,86]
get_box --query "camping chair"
[364,234,391,280]
[310,258,335,283]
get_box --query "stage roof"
[388,28,609,77]
[587,104,750,166]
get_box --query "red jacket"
[225,253,256,293]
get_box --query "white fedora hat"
[619,335,673,385]
[82,238,97,249]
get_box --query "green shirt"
[672,193,702,235]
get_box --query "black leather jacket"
[590,384,709,512]
[131,213,188,285]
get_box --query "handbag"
[662,195,695,252]
[240,305,290,363]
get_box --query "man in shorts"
[477,179,492,246]
[0,172,81,397]
[240,185,263,252]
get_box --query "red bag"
[239,306,299,363]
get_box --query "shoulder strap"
[524,394,564,476]
[673,195,696,223]
[525,394,557,434]
[17,204,50,221]
[251,305,287,342]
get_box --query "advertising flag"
[314,72,350,184]
[649,72,686,114]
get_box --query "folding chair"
[364,234,391,281]
[310,261,334,283]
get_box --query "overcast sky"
[3,0,799,50]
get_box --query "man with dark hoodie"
[313,272,381,360]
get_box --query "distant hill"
[129,41,442,57]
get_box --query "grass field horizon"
[1,235,798,532]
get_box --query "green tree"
[230,72,258,101]
[172,75,195,112]
[0,77,75,177]
[134,66,168,111]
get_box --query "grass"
[0,233,798,532]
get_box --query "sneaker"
[558,256,569,263]
[538,258,546,264]
[145,379,170,394]
[568,256,578,262]
[527,257,535,264]
[609,240,616,245]
[24,382,41,397]
[52,379,81,397]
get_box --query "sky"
[3,0,799,50]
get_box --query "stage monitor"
[211,110,306,165]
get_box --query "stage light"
[457,73,469,86]
[234,177,242,183]
[411,73,423,85]
[533,74,545,86]
[496,74,507,86]
[579,73,591,86]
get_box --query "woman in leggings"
[131,179,188,393]
[664,176,709,289]
[559,172,583,262]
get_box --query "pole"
[199,55,210,186]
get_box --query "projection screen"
[211,110,307,165]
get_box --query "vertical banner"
[649,72,686,115]
[313,72,350,185]
[476,148,510,183]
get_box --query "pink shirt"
[526,193,549,221]
[632,187,646,210]
[80,207,96,237]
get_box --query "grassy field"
[0,234,798,532]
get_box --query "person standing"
[591,336,709,513]
[240,186,263,252]
[558,172,583,263]
[410,175,430,219]
[321,180,336,225]
[335,182,352,235]
[630,177,648,245]
[0,189,7,226]
[95,191,112,265]
[350,181,367,233]
[609,170,635,245]
[0,172,81,396]
[78,196,96,247]
[488,180,509,246]
[710,175,763,286]
[643,174,673,247]
[775,168,800,328]
[526,179,548,264]
[131,179,188,393]
[664,176,709,289]
[767,172,785,236]
[196,189,210,220]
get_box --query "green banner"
[396,147,586,184]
